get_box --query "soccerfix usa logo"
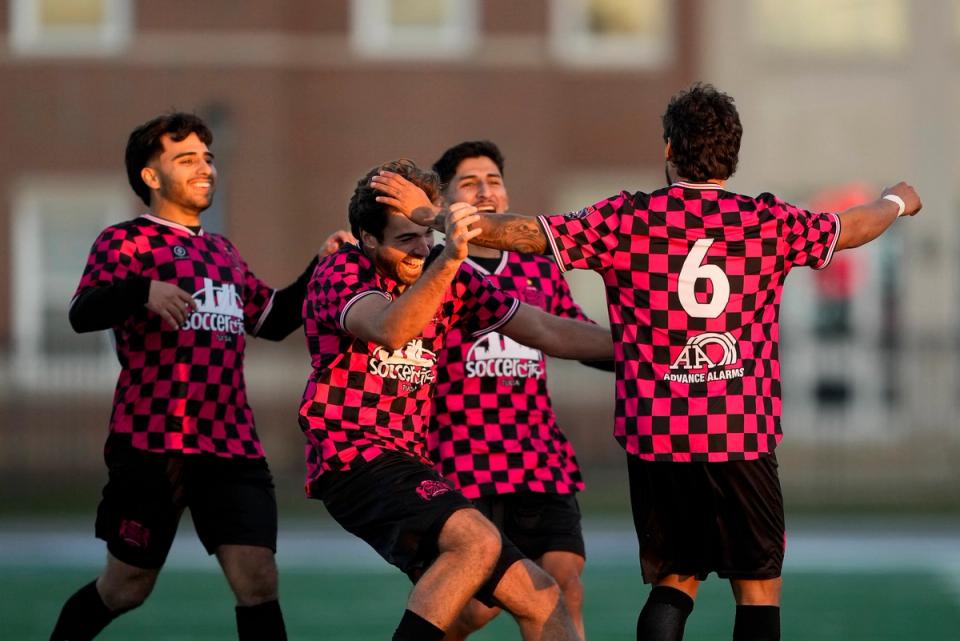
[465,332,544,384]
[665,331,745,384]
[369,339,436,388]
[182,278,245,336]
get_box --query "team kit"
[49,84,921,641]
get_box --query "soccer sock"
[732,605,780,641]
[636,585,695,641]
[49,579,120,641]
[392,609,445,641]
[235,600,288,641]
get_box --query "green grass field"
[4,560,957,640]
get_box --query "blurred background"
[0,1,957,638]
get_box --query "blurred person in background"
[371,83,922,641]
[50,112,353,641]
[428,140,613,640]
[299,159,612,641]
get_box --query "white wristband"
[883,194,906,217]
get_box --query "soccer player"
[299,159,613,641]
[428,140,605,640]
[371,84,922,641]
[50,112,353,641]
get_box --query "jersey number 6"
[677,238,730,319]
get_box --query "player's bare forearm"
[836,182,921,251]
[502,305,613,360]
[466,213,548,255]
[347,254,462,351]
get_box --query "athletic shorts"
[627,453,785,583]
[472,492,585,560]
[95,434,278,569]
[311,451,525,607]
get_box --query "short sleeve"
[450,262,520,337]
[538,192,629,273]
[305,248,388,333]
[548,264,593,323]
[767,195,841,270]
[73,225,144,299]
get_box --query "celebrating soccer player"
[427,140,609,640]
[50,112,353,641]
[371,84,922,641]
[298,159,612,641]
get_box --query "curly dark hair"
[432,140,505,189]
[348,159,441,241]
[125,112,213,206]
[662,83,742,182]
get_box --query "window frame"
[9,0,133,57]
[350,0,478,59]
[10,176,130,391]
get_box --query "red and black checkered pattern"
[428,252,589,498]
[299,244,520,490]
[539,183,840,462]
[73,214,276,459]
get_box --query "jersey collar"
[671,181,726,190]
[141,213,205,236]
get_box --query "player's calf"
[493,558,579,641]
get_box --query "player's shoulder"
[318,242,370,276]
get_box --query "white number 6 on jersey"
[677,238,730,318]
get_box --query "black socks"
[392,609,445,641]
[637,585,695,641]
[236,599,288,641]
[733,604,780,641]
[49,580,120,641]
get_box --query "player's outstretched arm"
[836,182,922,251]
[344,205,481,350]
[371,171,548,254]
[500,304,614,361]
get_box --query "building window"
[351,0,477,59]
[10,0,132,56]
[550,0,672,68]
[751,0,907,58]
[11,178,130,390]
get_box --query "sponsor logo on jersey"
[182,278,245,335]
[172,245,188,259]
[465,332,544,379]
[562,207,591,220]
[369,339,436,385]
[664,331,745,383]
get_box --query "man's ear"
[141,166,160,190]
[360,230,377,250]
[664,140,672,161]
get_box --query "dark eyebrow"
[172,151,215,161]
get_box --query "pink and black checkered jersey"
[299,244,520,491]
[72,214,275,459]
[538,182,840,462]
[428,252,588,498]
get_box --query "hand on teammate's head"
[370,171,438,225]
[319,229,357,258]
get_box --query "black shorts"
[473,492,585,561]
[627,453,785,583]
[95,434,278,569]
[312,451,525,606]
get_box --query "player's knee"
[505,560,564,620]
[231,560,280,606]
[557,572,584,614]
[441,509,502,572]
[98,571,156,612]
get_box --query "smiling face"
[443,155,509,214]
[141,132,216,222]
[363,212,434,288]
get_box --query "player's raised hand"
[882,182,922,217]
[146,280,196,329]
[440,202,482,262]
[319,229,357,257]
[371,171,441,226]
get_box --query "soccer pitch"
[3,518,958,640]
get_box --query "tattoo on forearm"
[469,215,547,254]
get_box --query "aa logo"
[670,332,739,371]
